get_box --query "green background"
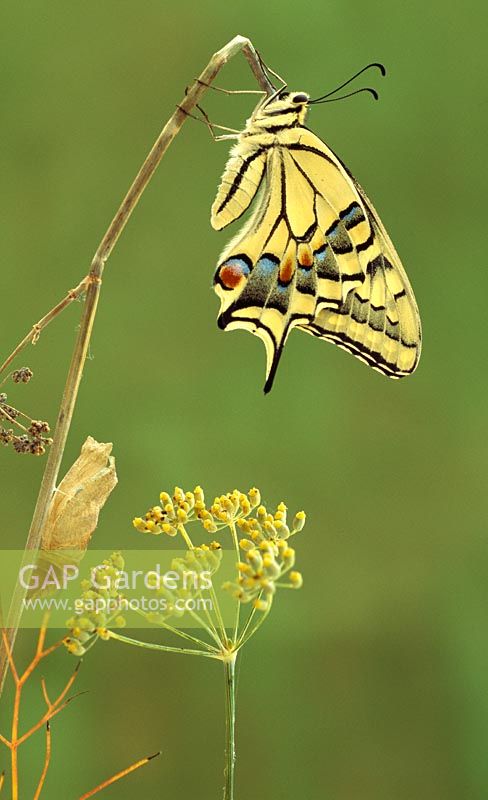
[0,1,486,798]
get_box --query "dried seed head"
[29,441,46,456]
[1,385,52,457]
[0,403,19,420]
[13,435,31,454]
[28,420,50,436]
[0,428,14,446]
[12,367,33,383]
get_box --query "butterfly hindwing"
[303,172,422,378]
[212,93,421,389]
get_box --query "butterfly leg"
[195,78,265,96]
[196,102,241,137]
[254,52,288,93]
[177,103,240,141]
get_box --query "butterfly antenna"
[310,62,386,103]
[312,86,379,104]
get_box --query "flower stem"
[223,653,237,800]
[108,630,219,659]
[236,597,272,650]
[229,521,241,644]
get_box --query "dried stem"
[0,622,78,800]
[0,620,160,796]
[0,277,89,376]
[32,722,51,800]
[78,752,161,800]
[0,34,274,696]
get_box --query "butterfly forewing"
[211,136,271,230]
[212,93,421,390]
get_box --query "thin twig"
[0,34,274,697]
[35,614,50,657]
[11,680,21,799]
[32,722,51,800]
[44,660,81,709]
[16,661,82,747]
[19,639,64,687]
[0,629,18,684]
[40,677,51,708]
[0,623,158,795]
[0,629,82,766]
[16,691,84,747]
[78,751,161,800]
[0,277,89,376]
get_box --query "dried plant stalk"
[78,753,161,800]
[0,618,160,797]
[0,35,274,695]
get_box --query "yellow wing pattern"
[212,112,421,392]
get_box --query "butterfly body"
[212,91,421,392]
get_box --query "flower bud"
[65,638,85,656]
[289,571,303,588]
[292,510,306,533]
[193,485,205,505]
[161,522,178,536]
[247,549,263,572]
[282,547,296,570]
[173,486,185,503]
[248,487,261,508]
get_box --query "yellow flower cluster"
[237,502,306,542]
[143,543,223,626]
[133,486,262,537]
[224,503,306,611]
[65,552,126,656]
[65,487,307,661]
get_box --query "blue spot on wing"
[340,202,365,230]
[255,256,279,276]
[315,244,329,264]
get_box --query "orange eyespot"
[218,258,250,289]
[220,265,243,289]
